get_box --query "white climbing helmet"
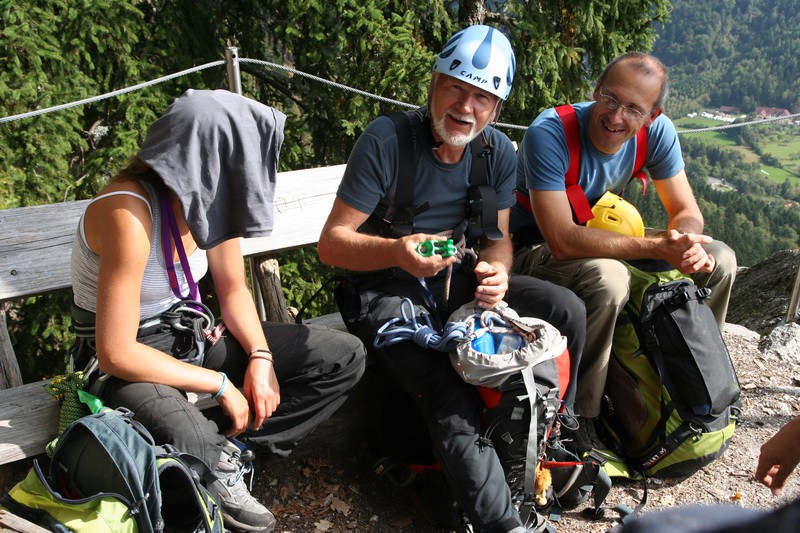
[433,25,516,101]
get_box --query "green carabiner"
[416,239,456,258]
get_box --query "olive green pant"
[512,238,737,417]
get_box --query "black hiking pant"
[347,268,585,533]
[84,321,366,470]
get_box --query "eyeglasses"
[597,91,651,120]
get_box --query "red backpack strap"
[632,126,649,195]
[555,105,594,224]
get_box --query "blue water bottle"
[471,330,496,354]
[496,333,523,354]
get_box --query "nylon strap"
[632,127,649,195]
[554,105,593,224]
[157,184,201,302]
[468,137,503,241]
[520,365,539,498]
[387,112,418,238]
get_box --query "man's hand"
[664,229,716,274]
[473,261,509,308]
[394,233,458,278]
[755,416,800,496]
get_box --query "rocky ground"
[238,322,800,533]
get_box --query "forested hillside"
[642,0,800,266]
[652,0,800,116]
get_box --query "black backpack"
[600,259,741,478]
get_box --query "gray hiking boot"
[209,443,275,533]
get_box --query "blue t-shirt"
[510,102,684,231]
[338,109,517,235]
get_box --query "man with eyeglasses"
[509,52,737,457]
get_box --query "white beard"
[431,112,478,147]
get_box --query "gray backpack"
[2,408,224,532]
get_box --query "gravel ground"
[246,322,800,533]
[1,323,797,532]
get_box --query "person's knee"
[577,259,630,308]
[333,330,367,364]
[707,240,737,280]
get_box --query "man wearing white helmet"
[510,52,737,456]
[319,25,585,532]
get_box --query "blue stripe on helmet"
[471,27,494,69]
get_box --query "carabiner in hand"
[416,239,456,258]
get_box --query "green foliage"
[653,0,800,115]
[507,0,671,131]
[6,291,73,382]
[278,247,340,318]
[0,0,673,381]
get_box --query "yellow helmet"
[585,191,645,237]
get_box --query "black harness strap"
[466,136,503,241]
[386,112,423,238]
[379,111,502,244]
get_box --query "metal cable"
[0,60,225,124]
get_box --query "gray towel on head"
[138,89,286,249]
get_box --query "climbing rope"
[373,298,527,355]
[442,234,478,308]
[373,298,469,352]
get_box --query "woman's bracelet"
[212,372,228,400]
[249,348,273,362]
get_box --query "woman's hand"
[216,384,253,437]
[243,359,281,430]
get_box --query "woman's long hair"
[111,156,162,185]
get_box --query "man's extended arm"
[530,171,714,274]
[317,198,457,278]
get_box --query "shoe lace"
[224,449,256,492]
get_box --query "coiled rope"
[373,297,469,351]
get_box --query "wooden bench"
[0,164,348,466]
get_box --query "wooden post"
[0,305,23,389]
[253,255,292,323]
[786,256,800,324]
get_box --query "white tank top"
[71,181,209,319]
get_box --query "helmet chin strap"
[479,100,504,157]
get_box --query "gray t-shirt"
[337,109,517,235]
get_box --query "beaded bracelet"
[212,372,228,400]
